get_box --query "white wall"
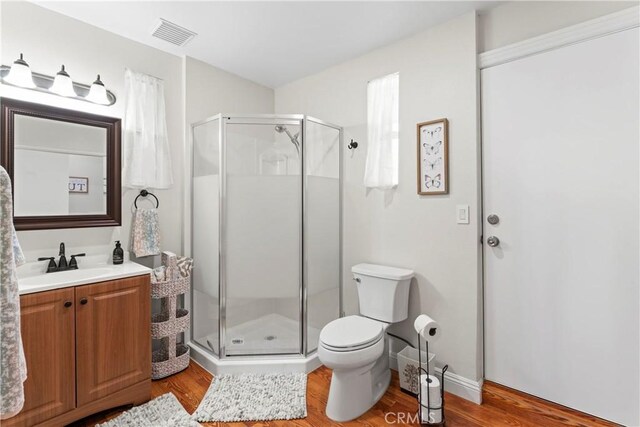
[2,2,275,268]
[4,0,631,388]
[478,1,638,52]
[275,12,482,382]
[1,0,184,262]
[185,56,274,126]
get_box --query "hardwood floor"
[74,362,616,427]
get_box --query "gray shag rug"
[193,373,307,422]
[96,393,200,427]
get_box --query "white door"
[482,28,639,426]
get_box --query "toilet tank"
[352,263,414,323]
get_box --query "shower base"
[190,313,321,375]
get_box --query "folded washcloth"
[161,251,178,280]
[176,256,193,278]
[131,208,160,258]
[151,266,167,283]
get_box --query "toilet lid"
[320,316,384,351]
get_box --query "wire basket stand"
[417,332,449,425]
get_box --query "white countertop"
[17,259,151,295]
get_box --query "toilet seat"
[320,315,384,352]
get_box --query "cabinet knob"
[80,298,88,305]
[64,301,72,308]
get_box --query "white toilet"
[318,263,414,422]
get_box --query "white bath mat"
[193,373,307,422]
[96,393,200,427]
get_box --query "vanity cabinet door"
[7,288,76,427]
[75,275,151,406]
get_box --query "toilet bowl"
[318,263,414,422]
[318,315,391,421]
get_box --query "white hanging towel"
[0,166,27,420]
[364,72,399,189]
[122,68,174,189]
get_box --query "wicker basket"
[150,252,192,380]
[151,340,190,380]
[151,308,190,339]
[150,275,190,299]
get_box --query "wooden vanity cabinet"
[7,275,151,427]
[7,288,76,426]
[76,276,151,406]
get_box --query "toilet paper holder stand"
[417,334,448,425]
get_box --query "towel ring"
[134,189,159,209]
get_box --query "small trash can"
[397,346,436,395]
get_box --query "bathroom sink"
[18,261,151,295]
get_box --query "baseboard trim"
[479,6,639,69]
[390,352,483,405]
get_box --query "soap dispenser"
[113,241,124,265]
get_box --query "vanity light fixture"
[4,53,36,88]
[49,65,77,97]
[86,74,110,105]
[0,60,116,106]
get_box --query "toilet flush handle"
[353,277,361,283]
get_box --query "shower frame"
[189,113,343,361]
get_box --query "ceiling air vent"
[151,19,196,47]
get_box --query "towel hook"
[134,189,159,209]
[347,139,359,150]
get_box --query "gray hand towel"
[0,166,27,420]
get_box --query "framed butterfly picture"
[417,118,449,195]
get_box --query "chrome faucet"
[38,242,85,273]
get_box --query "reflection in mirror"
[1,98,121,230]
[13,115,107,216]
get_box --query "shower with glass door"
[190,114,342,364]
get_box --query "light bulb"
[86,74,109,104]
[50,65,76,97]
[4,53,36,88]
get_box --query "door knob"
[80,298,88,305]
[487,236,500,247]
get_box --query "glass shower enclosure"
[191,114,341,360]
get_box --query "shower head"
[274,124,300,155]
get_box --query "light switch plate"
[456,205,469,224]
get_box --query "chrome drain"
[264,335,277,341]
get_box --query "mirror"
[1,98,121,230]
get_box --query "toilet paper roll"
[420,374,442,424]
[414,314,441,342]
